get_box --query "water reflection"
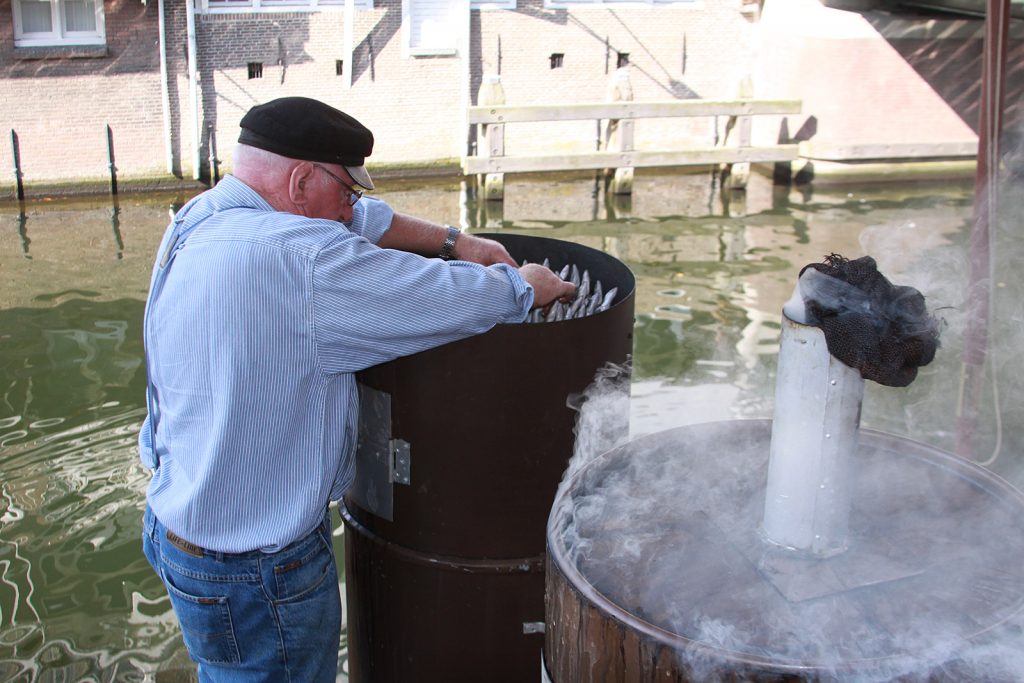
[15,206,30,260]
[2,171,1019,680]
[0,298,163,680]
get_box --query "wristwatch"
[439,225,459,261]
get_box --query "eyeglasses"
[313,163,363,206]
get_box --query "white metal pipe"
[343,0,354,89]
[186,0,201,181]
[158,0,173,174]
[459,0,471,159]
[762,313,864,557]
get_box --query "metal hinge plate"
[352,384,412,522]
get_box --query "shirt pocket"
[162,570,241,665]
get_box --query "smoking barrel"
[546,420,1024,682]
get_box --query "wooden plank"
[799,140,977,160]
[467,99,803,124]
[462,145,800,174]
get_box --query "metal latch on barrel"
[352,384,411,521]
[391,439,411,485]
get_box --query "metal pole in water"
[106,124,118,196]
[957,0,1010,461]
[10,129,24,201]
[207,125,219,185]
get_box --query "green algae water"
[1,171,1022,681]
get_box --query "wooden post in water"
[106,124,118,196]
[10,129,24,201]
[477,74,506,201]
[208,125,220,185]
[604,68,634,195]
[724,76,753,190]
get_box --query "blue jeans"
[142,505,341,683]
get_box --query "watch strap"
[439,225,459,261]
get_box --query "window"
[199,0,374,13]
[12,0,105,47]
[402,0,462,56]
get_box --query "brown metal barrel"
[342,233,636,683]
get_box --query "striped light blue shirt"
[138,175,533,553]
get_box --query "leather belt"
[165,529,206,557]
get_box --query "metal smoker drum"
[545,420,1024,681]
[341,233,636,683]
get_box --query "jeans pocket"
[273,533,335,602]
[162,570,241,665]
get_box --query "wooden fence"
[463,73,802,200]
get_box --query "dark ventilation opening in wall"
[247,62,263,79]
[617,52,629,69]
[336,60,344,76]
[550,53,564,69]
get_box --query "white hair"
[232,143,332,191]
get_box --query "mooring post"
[477,74,506,201]
[10,129,24,201]
[605,68,634,196]
[724,76,753,191]
[208,125,220,185]
[106,124,118,196]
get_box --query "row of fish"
[522,259,618,323]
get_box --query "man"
[138,96,574,682]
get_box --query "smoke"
[551,408,1024,681]
[546,197,1024,679]
[563,362,632,482]
[783,266,871,325]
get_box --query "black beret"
[238,97,375,188]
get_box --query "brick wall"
[2,0,1016,191]
[475,0,757,156]
[1,0,755,189]
[0,0,167,186]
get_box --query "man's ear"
[288,161,316,205]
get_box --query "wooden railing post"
[604,68,634,195]
[477,74,506,200]
[724,75,754,190]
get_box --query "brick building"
[0,0,1019,195]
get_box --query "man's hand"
[519,264,576,309]
[452,233,517,267]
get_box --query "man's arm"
[376,212,516,267]
[374,211,574,308]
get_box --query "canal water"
[1,170,1022,681]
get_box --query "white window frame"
[197,0,373,14]
[401,0,463,57]
[12,0,105,47]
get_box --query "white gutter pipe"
[343,0,354,89]
[158,0,173,174]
